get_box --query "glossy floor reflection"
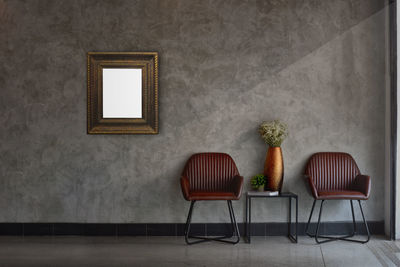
[0,236,395,267]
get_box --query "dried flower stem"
[258,120,288,147]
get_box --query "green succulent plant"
[251,174,266,188]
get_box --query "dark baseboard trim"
[0,221,384,236]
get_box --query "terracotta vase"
[263,146,284,192]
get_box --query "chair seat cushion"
[316,190,368,200]
[187,191,239,201]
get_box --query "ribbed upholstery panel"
[305,152,360,191]
[182,153,239,191]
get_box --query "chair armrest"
[352,174,371,198]
[231,175,244,199]
[307,176,319,199]
[180,176,190,201]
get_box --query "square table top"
[246,191,297,198]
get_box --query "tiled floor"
[0,236,397,266]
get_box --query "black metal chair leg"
[227,200,235,238]
[184,201,195,234]
[358,200,370,243]
[315,200,331,244]
[228,200,240,244]
[350,200,357,236]
[185,201,199,245]
[184,200,240,245]
[214,201,240,244]
[305,199,316,237]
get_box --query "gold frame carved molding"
[87,52,158,134]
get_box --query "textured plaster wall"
[0,0,387,223]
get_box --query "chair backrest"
[305,152,360,191]
[182,153,239,191]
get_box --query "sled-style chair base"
[305,199,370,244]
[184,200,240,245]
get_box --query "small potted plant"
[251,174,267,192]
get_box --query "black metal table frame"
[245,192,298,243]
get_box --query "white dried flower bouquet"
[258,120,288,147]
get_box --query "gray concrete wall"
[0,0,387,223]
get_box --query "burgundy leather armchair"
[180,153,244,244]
[305,152,370,243]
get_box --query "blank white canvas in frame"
[102,68,142,118]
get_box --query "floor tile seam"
[319,245,326,267]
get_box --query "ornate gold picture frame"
[87,52,158,134]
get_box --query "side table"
[245,191,298,243]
